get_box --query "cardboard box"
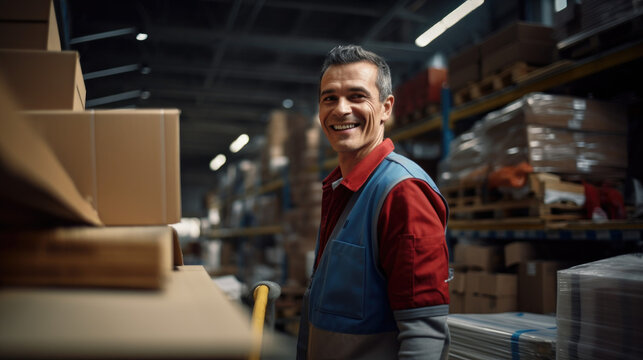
[479,272,517,296]
[0,266,253,359]
[480,22,555,76]
[0,0,54,20]
[0,0,61,50]
[454,243,503,271]
[0,226,173,289]
[504,242,537,268]
[448,44,481,91]
[0,49,85,110]
[0,73,101,227]
[519,260,565,314]
[25,109,182,225]
[464,293,517,313]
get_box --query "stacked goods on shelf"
[554,0,643,58]
[451,243,518,313]
[393,67,446,127]
[438,93,628,222]
[452,241,571,314]
[557,253,643,360]
[448,312,557,360]
[0,0,182,290]
[450,22,556,105]
[283,112,321,287]
[261,110,290,182]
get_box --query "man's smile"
[332,123,359,131]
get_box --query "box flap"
[0,74,102,227]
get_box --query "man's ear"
[381,95,395,123]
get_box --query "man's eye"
[322,96,337,102]
[350,94,366,99]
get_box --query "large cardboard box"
[25,109,182,225]
[0,266,253,359]
[0,0,61,50]
[0,73,101,227]
[480,22,555,76]
[519,260,565,314]
[0,226,173,289]
[0,49,85,110]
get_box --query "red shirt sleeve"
[378,178,450,310]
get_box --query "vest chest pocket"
[315,239,365,320]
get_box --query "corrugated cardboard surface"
[0,266,252,359]
[0,73,101,228]
[0,49,85,110]
[0,0,60,50]
[0,226,173,289]
[26,109,182,225]
[519,260,565,314]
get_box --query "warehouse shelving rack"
[208,39,643,265]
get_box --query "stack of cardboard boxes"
[393,66,446,127]
[0,0,182,290]
[451,241,567,315]
[448,22,556,104]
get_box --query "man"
[297,44,450,360]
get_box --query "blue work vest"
[308,151,448,334]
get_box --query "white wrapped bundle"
[448,312,556,359]
[557,253,643,360]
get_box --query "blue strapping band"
[511,329,538,360]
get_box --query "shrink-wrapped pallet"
[438,93,627,187]
[556,253,643,360]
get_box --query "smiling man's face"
[319,61,393,160]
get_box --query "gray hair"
[320,44,392,102]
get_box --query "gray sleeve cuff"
[394,307,451,360]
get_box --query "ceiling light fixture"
[209,154,226,171]
[282,98,294,109]
[229,134,250,153]
[415,0,484,47]
[136,32,148,41]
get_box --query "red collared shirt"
[316,139,449,310]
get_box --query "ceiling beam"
[148,26,432,62]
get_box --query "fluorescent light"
[415,0,484,47]
[136,32,148,41]
[209,154,226,171]
[229,134,249,153]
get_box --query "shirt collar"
[322,138,395,192]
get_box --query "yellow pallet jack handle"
[249,281,281,360]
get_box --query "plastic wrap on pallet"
[556,253,643,360]
[438,93,627,186]
[448,312,556,360]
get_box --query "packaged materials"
[25,109,182,225]
[557,253,643,360]
[0,0,61,50]
[0,49,85,110]
[439,93,628,187]
[448,312,557,360]
[0,226,173,289]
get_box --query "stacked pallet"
[449,22,556,106]
[439,92,627,223]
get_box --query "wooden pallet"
[444,173,585,222]
[453,62,536,106]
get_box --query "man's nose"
[333,97,351,116]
